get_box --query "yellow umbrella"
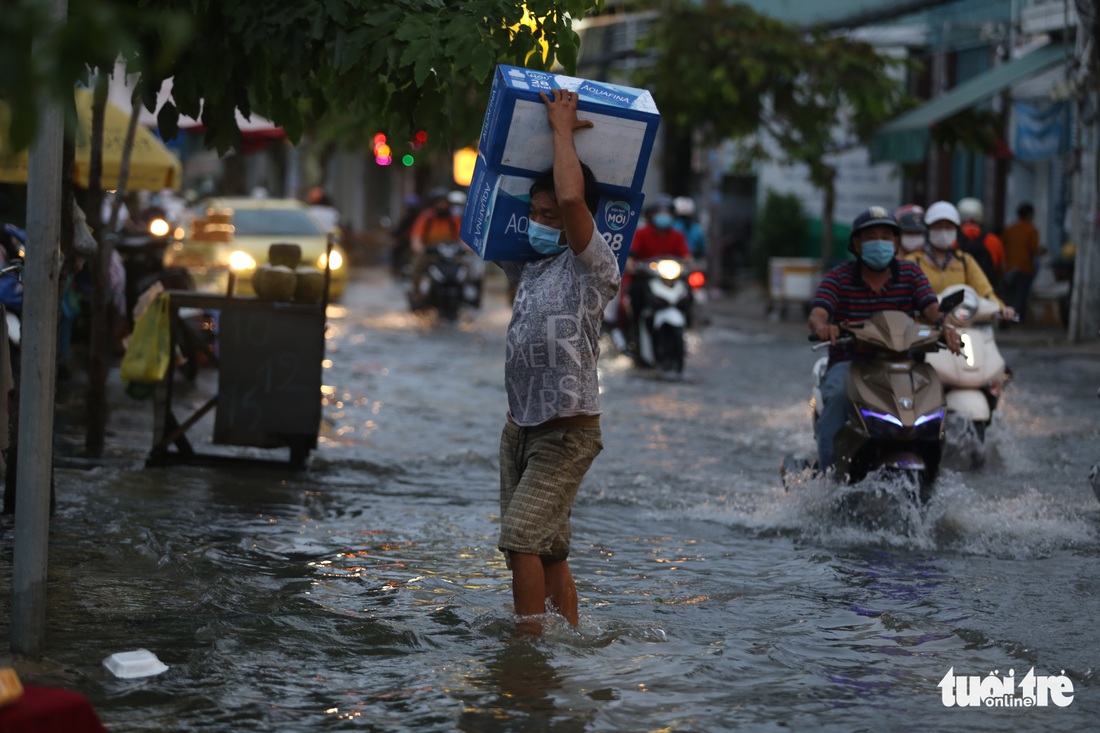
[0,87,182,191]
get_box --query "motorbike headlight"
[654,259,682,280]
[913,408,944,427]
[960,333,975,366]
[860,408,904,428]
[228,250,257,271]
[148,217,171,237]
[318,250,344,270]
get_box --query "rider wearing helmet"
[672,195,707,259]
[955,197,1005,288]
[408,187,467,309]
[618,195,692,352]
[807,206,961,473]
[894,204,927,253]
[907,200,1013,319]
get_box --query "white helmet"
[956,197,983,223]
[673,196,696,217]
[924,200,960,226]
[447,190,467,206]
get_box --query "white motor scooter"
[925,284,1009,463]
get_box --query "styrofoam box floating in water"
[103,649,169,679]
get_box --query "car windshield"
[231,208,321,236]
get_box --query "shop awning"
[0,88,182,190]
[871,42,1068,164]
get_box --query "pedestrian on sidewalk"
[1001,202,1043,324]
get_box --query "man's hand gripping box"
[477,65,660,195]
[460,155,644,274]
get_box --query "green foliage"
[0,0,192,151]
[2,0,603,156]
[751,188,808,279]
[640,0,911,170]
[639,0,913,261]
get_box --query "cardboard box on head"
[460,155,644,274]
[478,65,660,195]
[461,65,659,272]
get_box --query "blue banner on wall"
[1014,101,1067,161]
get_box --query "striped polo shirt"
[810,259,938,362]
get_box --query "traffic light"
[372,130,426,166]
[372,133,391,166]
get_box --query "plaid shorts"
[498,418,603,565]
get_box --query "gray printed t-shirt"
[498,224,621,426]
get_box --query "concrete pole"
[11,0,67,658]
[1067,3,1099,343]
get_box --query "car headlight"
[318,250,343,270]
[229,250,257,271]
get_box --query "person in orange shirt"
[1000,202,1043,323]
[955,197,1005,290]
[407,188,465,309]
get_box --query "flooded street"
[3,267,1100,731]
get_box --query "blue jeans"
[817,361,851,471]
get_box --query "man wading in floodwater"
[495,88,621,632]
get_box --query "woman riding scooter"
[907,201,1014,459]
[905,201,1014,320]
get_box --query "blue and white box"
[461,154,643,274]
[477,65,660,195]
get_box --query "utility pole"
[1067,0,1099,342]
[11,0,67,658]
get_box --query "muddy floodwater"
[3,268,1100,732]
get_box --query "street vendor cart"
[148,291,326,469]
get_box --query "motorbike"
[924,284,1010,463]
[409,241,482,322]
[0,225,25,350]
[631,257,695,375]
[1091,331,1100,504]
[786,292,964,504]
[115,212,176,329]
[114,213,214,381]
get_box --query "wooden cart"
[148,291,326,468]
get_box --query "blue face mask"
[859,239,896,271]
[527,219,566,255]
[653,213,673,230]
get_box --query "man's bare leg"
[543,559,578,626]
[510,552,547,633]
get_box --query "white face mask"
[928,228,956,250]
[901,234,925,252]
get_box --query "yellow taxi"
[164,197,348,300]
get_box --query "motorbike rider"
[616,195,692,352]
[906,200,1015,321]
[390,192,422,279]
[672,195,707,260]
[895,204,927,254]
[956,197,1005,289]
[407,187,468,309]
[808,206,962,474]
